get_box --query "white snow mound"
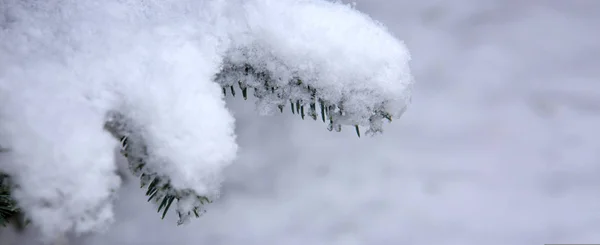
[0,0,412,240]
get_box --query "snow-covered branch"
[217,0,413,135]
[0,0,413,241]
[104,111,211,225]
[216,61,397,137]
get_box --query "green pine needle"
[147,189,159,202]
[320,101,325,122]
[162,196,175,219]
[157,195,169,213]
[309,102,317,120]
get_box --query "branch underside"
[104,112,210,225]
[215,62,394,137]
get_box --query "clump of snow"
[0,0,238,240]
[217,0,413,133]
[0,0,412,241]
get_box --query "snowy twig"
[0,173,20,227]
[215,62,395,137]
[104,112,210,225]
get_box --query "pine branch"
[0,61,400,227]
[215,62,394,137]
[0,173,21,227]
[104,112,210,225]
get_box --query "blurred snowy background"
[3,0,600,244]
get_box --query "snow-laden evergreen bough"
[0,0,413,240]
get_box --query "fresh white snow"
[2,0,600,244]
[0,0,412,242]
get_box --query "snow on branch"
[216,61,395,137]
[104,111,211,226]
[217,0,413,136]
[0,0,413,240]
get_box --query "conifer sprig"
[215,62,394,137]
[0,62,398,226]
[0,173,20,227]
[104,112,211,225]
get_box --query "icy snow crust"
[0,0,412,240]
